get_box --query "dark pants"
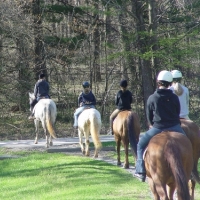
[30,99,37,112]
[135,124,186,174]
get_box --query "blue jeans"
[73,105,95,127]
[37,96,49,101]
[135,124,185,174]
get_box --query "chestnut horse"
[78,108,102,158]
[144,131,193,200]
[113,110,140,168]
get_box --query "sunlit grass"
[0,150,151,200]
[0,148,200,200]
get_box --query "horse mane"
[164,139,190,200]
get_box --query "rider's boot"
[28,113,35,120]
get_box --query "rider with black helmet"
[109,80,133,135]
[28,73,50,120]
[73,81,96,128]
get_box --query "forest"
[0,0,200,139]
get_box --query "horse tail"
[46,105,56,139]
[90,111,102,151]
[165,140,190,200]
[127,112,139,158]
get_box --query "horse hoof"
[123,164,129,169]
[85,153,90,156]
[93,155,98,158]
[117,161,121,166]
[34,141,38,144]
[50,142,53,146]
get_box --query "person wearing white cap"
[170,70,190,120]
[134,70,185,182]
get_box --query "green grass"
[0,149,200,200]
[0,150,151,200]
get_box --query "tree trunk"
[32,0,47,80]
[93,0,101,82]
[148,0,159,86]
[132,0,154,126]
[16,37,31,111]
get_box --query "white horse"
[78,108,102,158]
[29,93,57,148]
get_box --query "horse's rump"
[34,99,57,138]
[145,131,193,199]
[78,108,101,130]
[113,111,140,151]
[113,110,140,168]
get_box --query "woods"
[0,0,200,138]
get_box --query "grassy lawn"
[0,150,151,200]
[0,148,200,200]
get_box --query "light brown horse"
[113,110,140,168]
[144,131,193,200]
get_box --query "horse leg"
[148,178,160,200]
[167,184,176,200]
[188,179,195,200]
[41,120,49,148]
[78,129,85,155]
[85,138,90,156]
[116,137,121,166]
[123,138,129,169]
[34,120,39,144]
[49,135,53,146]
[154,182,169,200]
[45,130,50,148]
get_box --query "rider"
[169,70,190,120]
[109,80,133,135]
[134,70,186,182]
[28,73,50,120]
[73,81,96,128]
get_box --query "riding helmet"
[171,70,182,78]
[120,80,128,87]
[39,73,45,79]
[157,70,173,83]
[82,81,90,88]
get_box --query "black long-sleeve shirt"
[34,79,49,99]
[146,89,181,129]
[115,90,132,110]
[78,91,96,106]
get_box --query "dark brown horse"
[113,110,140,168]
[144,131,193,200]
[181,119,200,180]
[180,119,200,199]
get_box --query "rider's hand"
[149,125,153,129]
